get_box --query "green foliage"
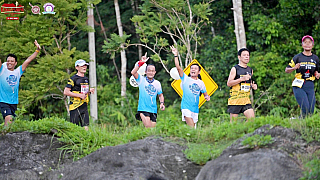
[101,33,132,58]
[301,157,320,180]
[242,134,274,149]
[183,143,222,165]
[299,149,320,180]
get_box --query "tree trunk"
[232,0,246,50]
[130,0,142,59]
[114,0,127,102]
[87,4,98,121]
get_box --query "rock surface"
[0,131,73,180]
[0,132,201,180]
[47,137,201,180]
[196,125,312,180]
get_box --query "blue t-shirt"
[180,73,207,113]
[0,63,24,104]
[136,74,163,113]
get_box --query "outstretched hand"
[170,45,178,56]
[34,40,41,50]
[141,52,149,62]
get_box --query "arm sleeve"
[135,74,141,85]
[19,65,25,74]
[180,73,187,83]
[66,78,74,88]
[157,82,163,95]
[287,55,298,68]
[200,81,207,93]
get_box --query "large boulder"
[47,137,201,180]
[0,131,72,180]
[196,125,311,180]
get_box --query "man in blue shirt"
[0,40,41,126]
[171,45,210,128]
[131,53,165,128]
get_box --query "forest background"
[0,0,320,125]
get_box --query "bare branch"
[43,94,64,99]
[53,35,63,54]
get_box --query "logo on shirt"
[145,84,157,96]
[189,83,200,95]
[6,75,18,86]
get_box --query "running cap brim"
[302,35,314,44]
[75,59,89,67]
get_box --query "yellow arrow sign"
[171,59,218,108]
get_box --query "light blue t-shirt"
[0,63,24,104]
[136,74,163,113]
[181,73,207,113]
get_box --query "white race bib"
[81,85,89,94]
[240,83,250,92]
[292,78,304,88]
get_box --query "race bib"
[81,85,89,94]
[240,83,250,92]
[292,78,304,88]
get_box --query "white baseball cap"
[75,59,89,67]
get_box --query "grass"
[0,111,320,179]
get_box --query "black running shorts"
[70,103,89,127]
[0,102,17,119]
[227,104,253,114]
[135,111,157,122]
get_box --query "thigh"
[244,108,255,120]
[293,87,308,106]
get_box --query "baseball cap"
[302,35,314,44]
[75,59,89,67]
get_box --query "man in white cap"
[64,59,94,130]
[0,40,41,126]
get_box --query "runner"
[227,48,257,122]
[131,53,165,128]
[0,40,41,126]
[64,59,95,131]
[285,35,320,118]
[171,45,210,128]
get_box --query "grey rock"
[0,131,72,180]
[196,149,302,180]
[47,137,201,180]
[196,125,308,180]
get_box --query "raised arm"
[21,40,41,71]
[170,45,184,77]
[131,52,149,79]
